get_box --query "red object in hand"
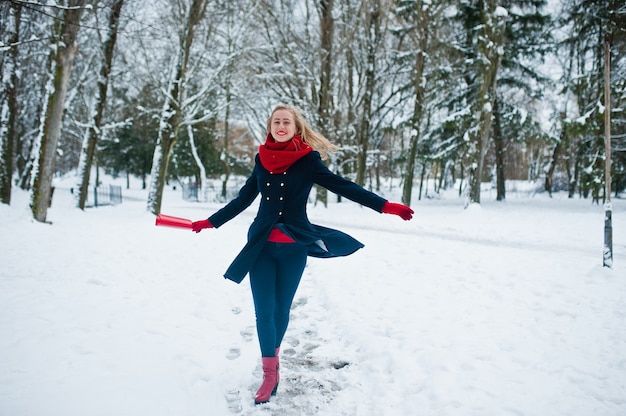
[382,201,414,221]
[155,214,193,229]
[191,219,214,233]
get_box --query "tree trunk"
[220,7,236,202]
[318,0,334,124]
[188,125,207,201]
[221,93,231,201]
[545,120,565,197]
[603,35,611,204]
[402,2,430,206]
[339,0,356,201]
[30,0,87,222]
[466,0,505,206]
[493,98,505,201]
[0,2,21,205]
[315,0,334,207]
[437,160,445,193]
[569,145,581,198]
[355,0,381,187]
[77,0,124,210]
[147,0,208,215]
[418,162,426,200]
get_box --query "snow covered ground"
[1,176,625,416]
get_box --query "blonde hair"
[266,105,339,160]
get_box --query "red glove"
[191,219,214,233]
[382,201,414,221]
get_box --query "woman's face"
[270,109,297,142]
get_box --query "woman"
[191,105,413,405]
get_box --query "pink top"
[267,227,296,243]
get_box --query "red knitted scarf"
[258,134,312,174]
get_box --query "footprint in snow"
[226,347,240,360]
[239,327,255,343]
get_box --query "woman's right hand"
[191,219,214,233]
[381,202,414,221]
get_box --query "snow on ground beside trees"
[1,175,625,416]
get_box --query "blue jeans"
[249,242,308,357]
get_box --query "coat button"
[266,196,270,200]
[280,183,285,186]
[278,211,283,216]
[279,196,284,201]
[266,182,270,186]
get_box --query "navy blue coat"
[209,151,387,283]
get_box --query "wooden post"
[603,35,613,268]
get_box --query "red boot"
[254,357,279,405]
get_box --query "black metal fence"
[181,182,239,202]
[87,185,122,207]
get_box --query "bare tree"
[313,0,334,206]
[354,0,382,186]
[465,1,506,205]
[30,0,88,222]
[76,0,125,210]
[146,0,209,215]
[397,0,433,206]
[0,1,22,205]
[317,0,334,126]
[217,1,258,201]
